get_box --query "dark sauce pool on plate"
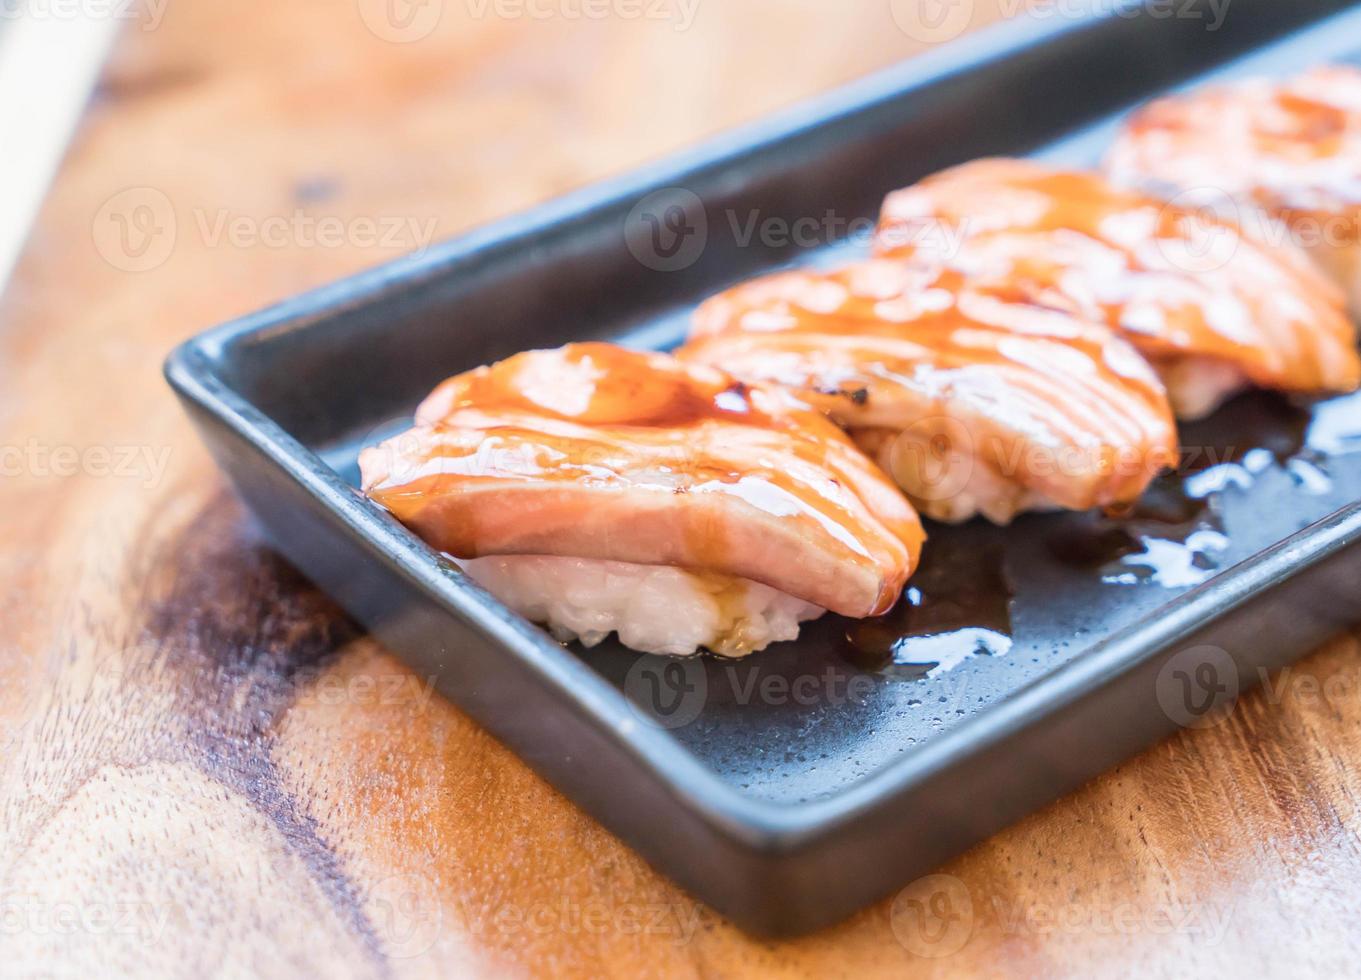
[838,388,1361,679]
[842,544,1012,677]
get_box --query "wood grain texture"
[2,2,1360,976]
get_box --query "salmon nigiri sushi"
[677,261,1178,526]
[360,343,924,657]
[876,158,1359,419]
[1106,67,1361,316]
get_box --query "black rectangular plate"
[167,0,1361,936]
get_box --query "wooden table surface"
[4,2,1361,976]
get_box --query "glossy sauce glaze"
[874,158,1360,408]
[360,343,925,618]
[1106,66,1361,233]
[677,259,1178,518]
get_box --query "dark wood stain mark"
[128,493,392,975]
[95,65,206,105]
